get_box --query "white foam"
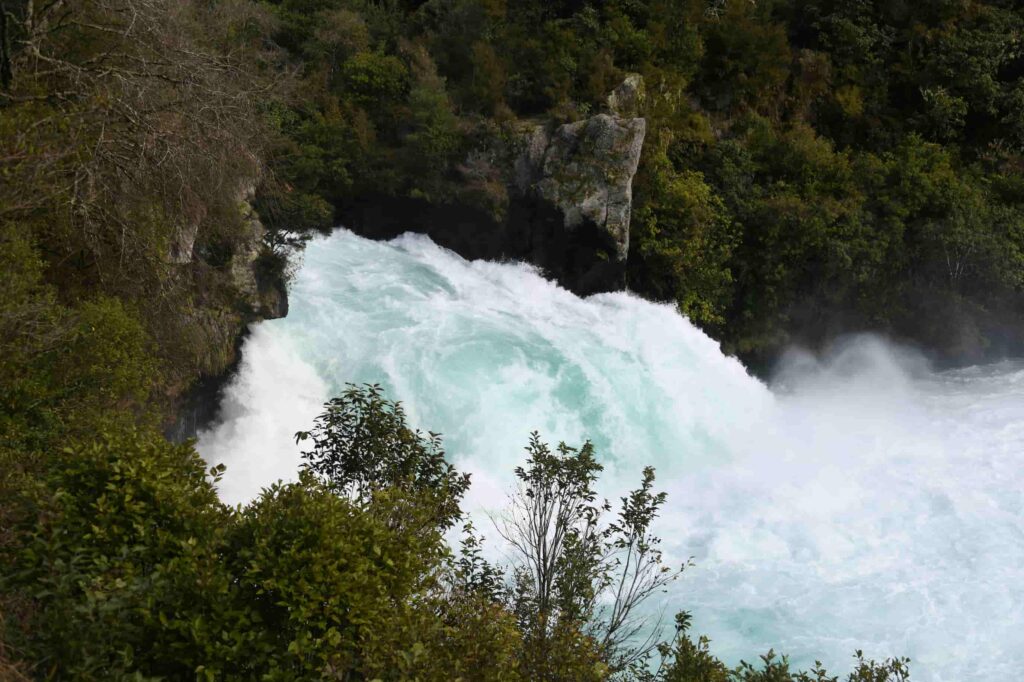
[196,324,328,505]
[198,229,1024,679]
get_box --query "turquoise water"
[200,229,1024,680]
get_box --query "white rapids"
[199,229,1024,680]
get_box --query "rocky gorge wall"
[165,183,290,442]
[343,76,648,297]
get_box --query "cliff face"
[166,184,288,441]
[514,112,645,293]
[530,116,645,260]
[343,76,647,296]
[230,186,290,321]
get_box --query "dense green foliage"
[3,0,1012,677]
[1,384,912,680]
[252,0,1024,364]
[296,385,471,528]
[5,0,1019,368]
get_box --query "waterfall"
[199,229,1024,681]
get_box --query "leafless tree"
[497,433,686,678]
[0,0,286,290]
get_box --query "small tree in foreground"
[498,433,686,680]
[3,379,914,680]
[296,383,471,531]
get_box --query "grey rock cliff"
[165,181,289,442]
[167,182,288,321]
[517,113,645,267]
[230,184,289,320]
[169,221,199,264]
[343,75,648,295]
[502,75,646,292]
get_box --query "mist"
[198,230,1024,680]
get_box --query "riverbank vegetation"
[1,0,1016,676]
[2,384,911,679]
[252,0,1024,366]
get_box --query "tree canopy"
[0,385,914,680]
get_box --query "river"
[199,229,1024,680]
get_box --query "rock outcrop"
[169,221,200,264]
[343,75,647,295]
[165,182,288,442]
[230,185,289,320]
[514,112,645,291]
[168,183,287,321]
[607,72,645,118]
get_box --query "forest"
[247,0,1024,367]
[4,0,1023,677]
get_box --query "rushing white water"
[199,229,1024,680]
